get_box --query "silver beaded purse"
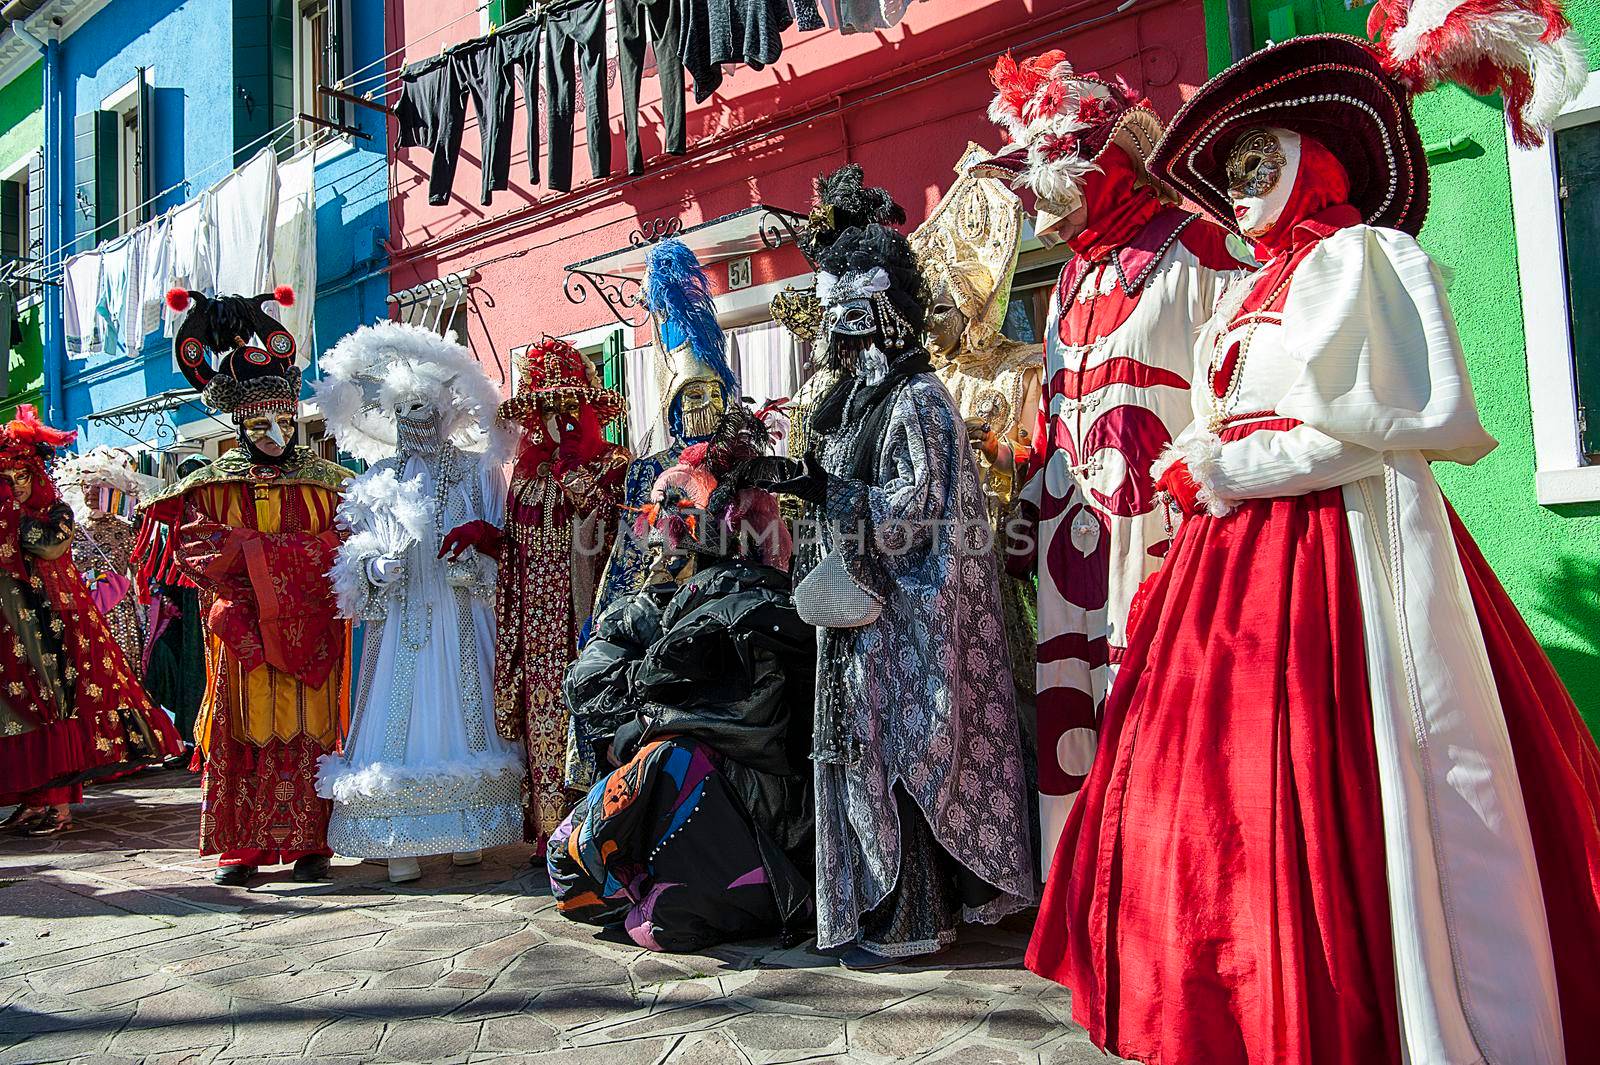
[794,551,882,628]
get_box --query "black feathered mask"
[168,285,300,419]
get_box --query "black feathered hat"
[815,223,929,339]
[799,164,907,262]
[167,285,301,418]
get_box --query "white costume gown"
[319,431,526,858]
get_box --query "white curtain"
[726,320,804,452]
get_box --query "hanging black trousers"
[616,0,687,176]
[396,53,462,207]
[542,0,611,193]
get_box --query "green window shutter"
[601,329,627,448]
[269,0,296,147]
[489,0,532,27]
[1557,122,1600,464]
[234,0,274,162]
[73,109,116,247]
[1,181,19,263]
[26,149,43,262]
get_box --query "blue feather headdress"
[644,238,735,398]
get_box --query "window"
[76,72,152,245]
[296,0,336,147]
[0,158,31,298]
[1509,68,1600,503]
[488,0,534,27]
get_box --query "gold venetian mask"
[1226,128,1287,200]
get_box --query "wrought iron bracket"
[563,268,648,328]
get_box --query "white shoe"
[388,856,422,883]
[451,850,482,867]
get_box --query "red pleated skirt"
[1028,487,1600,1065]
[1027,488,1401,1065]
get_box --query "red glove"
[439,520,504,562]
[1155,461,1203,518]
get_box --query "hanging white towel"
[271,150,318,356]
[138,214,171,337]
[211,147,279,297]
[97,229,148,360]
[163,194,217,337]
[63,251,103,357]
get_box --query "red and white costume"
[986,54,1243,864]
[1028,32,1600,1065]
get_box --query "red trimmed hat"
[498,336,626,425]
[1149,34,1429,237]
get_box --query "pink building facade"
[383,0,1211,448]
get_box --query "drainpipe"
[1227,0,1254,62]
[8,18,60,423]
[40,33,63,425]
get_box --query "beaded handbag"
[794,551,881,628]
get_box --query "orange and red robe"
[143,448,350,864]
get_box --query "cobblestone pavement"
[0,769,1130,1065]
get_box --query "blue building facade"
[18,0,388,456]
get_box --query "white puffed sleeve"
[1158,225,1496,515]
[1277,225,1496,464]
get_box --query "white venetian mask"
[1226,127,1301,239]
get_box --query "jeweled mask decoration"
[1226,126,1301,238]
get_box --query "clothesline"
[389,0,1139,266]
[336,1,490,93]
[32,119,305,282]
[35,122,338,288]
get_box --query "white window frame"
[294,0,341,152]
[0,154,32,301]
[1509,67,1600,504]
[100,71,150,239]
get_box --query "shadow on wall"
[1528,547,1600,733]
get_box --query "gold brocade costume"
[910,144,1043,711]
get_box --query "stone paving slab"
[0,769,1131,1064]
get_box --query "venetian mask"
[0,466,34,504]
[240,410,297,459]
[395,401,442,455]
[1036,189,1089,241]
[677,380,726,440]
[925,280,969,359]
[1226,127,1300,238]
[644,538,697,586]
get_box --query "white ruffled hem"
[316,750,526,802]
[1153,433,1233,519]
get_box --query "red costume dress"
[488,338,628,847]
[0,408,181,812]
[985,55,1243,866]
[1028,34,1600,1065]
[145,449,350,864]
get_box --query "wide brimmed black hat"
[1150,34,1428,236]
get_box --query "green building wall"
[0,62,43,421]
[1200,0,1600,729]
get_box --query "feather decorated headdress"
[1368,0,1588,147]
[644,238,739,437]
[313,321,506,464]
[986,51,1166,207]
[635,400,792,571]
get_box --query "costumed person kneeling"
[0,409,182,836]
[753,219,1035,969]
[1026,20,1600,1065]
[143,287,351,886]
[549,403,815,953]
[314,323,526,884]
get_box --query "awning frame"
[563,206,806,327]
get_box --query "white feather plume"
[315,321,509,465]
